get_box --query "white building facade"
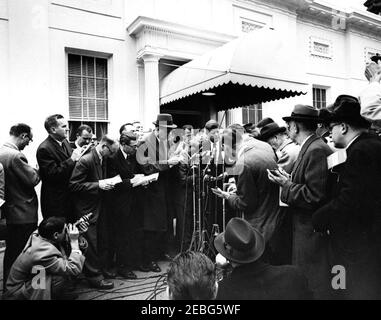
[1,0,381,164]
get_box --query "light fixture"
[202,92,216,96]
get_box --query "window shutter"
[68,54,108,122]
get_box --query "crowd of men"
[1,58,381,300]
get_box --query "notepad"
[103,175,123,186]
[132,173,159,187]
[327,150,347,170]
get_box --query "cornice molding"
[127,16,235,44]
[233,0,299,18]
[296,0,381,39]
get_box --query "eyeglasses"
[25,134,33,142]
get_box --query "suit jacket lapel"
[117,149,129,172]
[291,135,318,178]
[92,149,103,180]
[48,136,69,159]
[62,140,73,157]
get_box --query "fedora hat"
[328,97,371,128]
[282,104,319,122]
[259,122,287,141]
[214,218,265,264]
[153,114,177,129]
[205,119,219,132]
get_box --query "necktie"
[62,142,69,157]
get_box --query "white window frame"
[312,86,329,110]
[66,49,112,138]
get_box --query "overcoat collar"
[291,134,319,176]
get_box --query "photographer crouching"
[3,216,89,300]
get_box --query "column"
[142,54,161,130]
[137,61,145,124]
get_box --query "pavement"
[0,248,169,300]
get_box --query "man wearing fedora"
[312,96,381,299]
[259,122,300,265]
[259,122,300,174]
[136,114,181,272]
[267,104,333,299]
[215,218,311,300]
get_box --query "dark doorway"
[160,110,206,130]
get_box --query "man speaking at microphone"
[212,124,281,249]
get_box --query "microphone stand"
[198,159,203,250]
[221,150,226,232]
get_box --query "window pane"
[83,56,95,77]
[87,78,95,98]
[242,107,248,124]
[82,78,88,97]
[68,55,81,76]
[69,76,81,97]
[96,122,108,139]
[68,121,81,142]
[257,104,263,123]
[96,100,108,120]
[83,99,88,119]
[88,99,96,120]
[96,58,107,78]
[69,98,82,119]
[322,90,326,109]
[249,106,255,123]
[96,79,107,99]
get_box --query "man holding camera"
[4,217,86,300]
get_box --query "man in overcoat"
[268,105,333,299]
[212,124,281,246]
[312,96,381,299]
[136,114,180,272]
[107,133,143,278]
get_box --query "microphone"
[205,172,228,183]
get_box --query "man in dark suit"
[312,96,381,299]
[69,124,93,150]
[136,114,180,272]
[215,218,311,300]
[107,133,142,279]
[37,114,82,221]
[212,124,280,245]
[268,105,333,299]
[69,135,119,289]
[0,124,40,288]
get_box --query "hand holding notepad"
[132,173,159,187]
